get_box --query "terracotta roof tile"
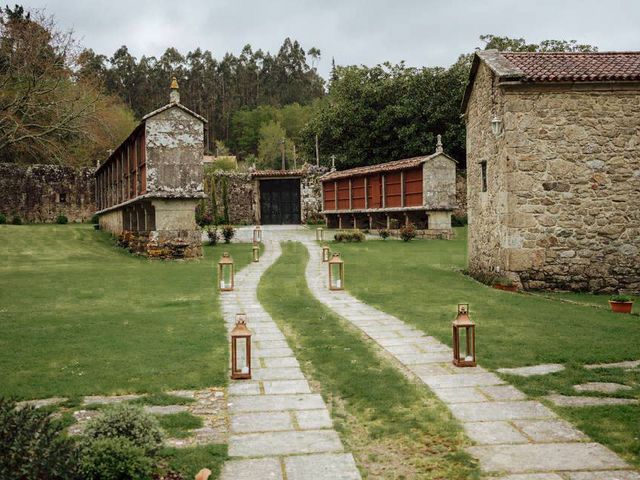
[502,52,640,82]
[251,169,304,177]
[321,156,429,181]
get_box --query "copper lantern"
[316,227,324,241]
[252,243,260,262]
[253,225,262,243]
[328,253,344,290]
[218,252,234,291]
[322,244,330,262]
[230,314,252,380]
[452,303,476,367]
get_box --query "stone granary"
[95,79,206,258]
[320,138,457,238]
[463,50,640,292]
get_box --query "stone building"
[463,50,640,292]
[203,164,327,225]
[0,163,95,223]
[320,138,457,238]
[95,79,206,258]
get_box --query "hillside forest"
[0,5,596,170]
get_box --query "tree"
[479,34,597,53]
[257,121,294,169]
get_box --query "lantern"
[218,252,234,291]
[452,304,476,367]
[328,253,344,290]
[253,225,262,243]
[322,244,330,262]
[252,243,260,262]
[316,227,324,241]
[230,314,252,380]
[491,115,503,136]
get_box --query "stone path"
[219,235,361,480]
[292,234,638,480]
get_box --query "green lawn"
[333,228,640,466]
[0,224,254,399]
[258,242,479,479]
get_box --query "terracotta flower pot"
[494,284,518,292]
[609,301,633,314]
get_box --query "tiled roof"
[462,50,640,112]
[321,156,427,181]
[502,52,640,82]
[251,169,304,177]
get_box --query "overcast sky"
[21,0,640,78]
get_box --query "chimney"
[435,134,443,154]
[170,76,180,103]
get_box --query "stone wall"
[466,61,640,293]
[202,164,327,225]
[0,163,95,223]
[454,171,467,220]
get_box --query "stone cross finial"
[435,134,443,154]
[170,76,180,103]
[330,154,336,171]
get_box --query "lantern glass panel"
[234,337,249,374]
[330,264,343,289]
[220,264,233,289]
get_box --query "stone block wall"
[0,163,95,223]
[466,61,640,293]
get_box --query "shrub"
[378,229,390,240]
[206,226,219,246]
[452,214,468,227]
[56,214,69,224]
[610,294,633,303]
[221,225,235,244]
[195,202,213,227]
[90,214,100,224]
[0,397,80,479]
[399,223,417,242]
[80,437,153,480]
[334,230,365,242]
[492,276,513,287]
[0,213,6,224]
[11,215,22,225]
[83,403,163,454]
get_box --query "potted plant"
[609,294,634,314]
[493,276,518,292]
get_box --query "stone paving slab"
[229,429,344,457]
[430,386,488,403]
[545,394,638,407]
[480,385,527,401]
[284,453,361,480]
[496,364,565,377]
[228,382,261,396]
[16,397,67,409]
[584,360,640,370]
[263,380,311,395]
[254,347,296,358]
[220,457,283,480]
[296,409,333,430]
[512,419,588,442]
[421,372,505,389]
[264,356,300,368]
[494,474,564,480]
[144,405,189,415]
[83,394,142,405]
[464,421,528,445]
[251,367,305,381]
[449,401,555,422]
[566,471,640,479]
[394,351,453,364]
[468,443,628,473]
[574,382,632,393]
[231,411,293,433]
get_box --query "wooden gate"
[259,179,301,224]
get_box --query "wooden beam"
[400,170,405,208]
[348,178,352,210]
[364,176,369,209]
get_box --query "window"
[480,161,488,193]
[59,192,66,203]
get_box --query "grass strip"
[258,242,479,479]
